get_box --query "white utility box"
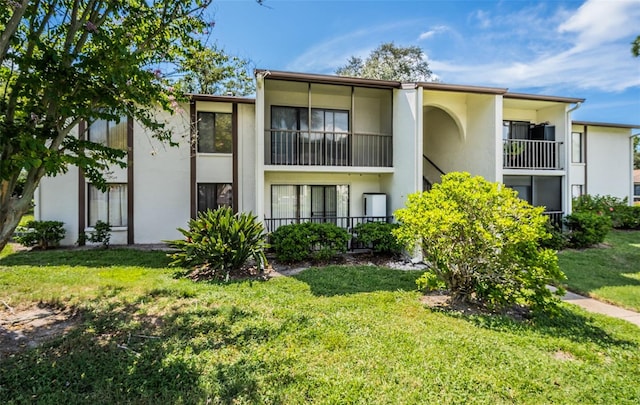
[363,193,387,217]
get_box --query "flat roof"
[419,82,508,95]
[573,121,640,129]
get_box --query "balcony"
[266,130,392,167]
[503,139,563,170]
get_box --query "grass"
[1,248,639,403]
[559,230,640,311]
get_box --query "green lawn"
[559,230,640,311]
[0,248,639,404]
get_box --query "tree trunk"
[0,181,35,253]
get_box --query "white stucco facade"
[35,70,638,245]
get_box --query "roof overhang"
[572,121,640,129]
[419,82,507,95]
[255,69,402,89]
[504,92,585,104]
[188,94,255,104]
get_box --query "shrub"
[563,212,611,249]
[79,220,112,248]
[572,194,638,229]
[14,220,65,249]
[416,271,446,292]
[352,222,402,255]
[167,207,268,280]
[270,222,350,263]
[609,205,640,230]
[394,172,565,312]
[539,221,567,251]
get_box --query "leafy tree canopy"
[632,35,640,57]
[336,42,434,82]
[175,45,255,96]
[0,0,256,251]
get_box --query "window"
[88,184,127,227]
[504,176,562,212]
[89,118,127,150]
[271,185,349,221]
[503,121,530,140]
[197,112,232,153]
[572,132,584,163]
[198,183,232,212]
[634,184,640,197]
[271,106,349,165]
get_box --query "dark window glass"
[197,112,232,153]
[197,183,233,212]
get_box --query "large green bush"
[167,207,268,280]
[563,212,611,249]
[14,220,65,249]
[352,222,402,255]
[270,222,349,263]
[394,172,565,312]
[572,194,640,229]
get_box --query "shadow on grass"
[293,265,423,296]
[0,248,172,269]
[435,304,638,349]
[0,292,297,404]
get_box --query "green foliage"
[563,212,612,249]
[167,207,268,280]
[632,34,640,57]
[336,42,433,81]
[353,221,402,254]
[175,45,255,96]
[14,220,65,249]
[0,0,213,251]
[394,172,565,312]
[270,222,350,263]
[86,220,112,248]
[539,221,568,251]
[415,271,446,292]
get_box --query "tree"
[394,172,566,312]
[632,35,640,57]
[175,45,255,96]
[0,0,213,252]
[336,42,433,82]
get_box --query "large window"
[503,176,562,212]
[271,185,349,220]
[197,112,232,153]
[89,118,127,150]
[271,106,349,165]
[198,183,233,212]
[88,184,127,227]
[572,132,584,163]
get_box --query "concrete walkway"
[553,287,640,327]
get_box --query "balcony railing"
[264,216,393,250]
[503,139,563,170]
[266,130,392,167]
[543,211,564,228]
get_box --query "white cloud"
[418,25,449,41]
[558,0,640,51]
[470,10,492,29]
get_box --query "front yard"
[1,246,639,404]
[560,230,640,311]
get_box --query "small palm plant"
[167,207,268,281]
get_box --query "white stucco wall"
[238,103,257,215]
[132,107,192,243]
[585,125,633,200]
[36,167,80,245]
[422,91,499,181]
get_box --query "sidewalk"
[555,288,640,327]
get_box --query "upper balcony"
[503,139,564,170]
[262,76,395,171]
[266,129,392,167]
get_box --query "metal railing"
[267,130,392,167]
[503,139,563,170]
[543,211,564,228]
[264,216,394,250]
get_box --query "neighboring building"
[35,70,639,245]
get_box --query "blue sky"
[209,0,639,125]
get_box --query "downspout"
[565,102,582,216]
[630,132,640,206]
